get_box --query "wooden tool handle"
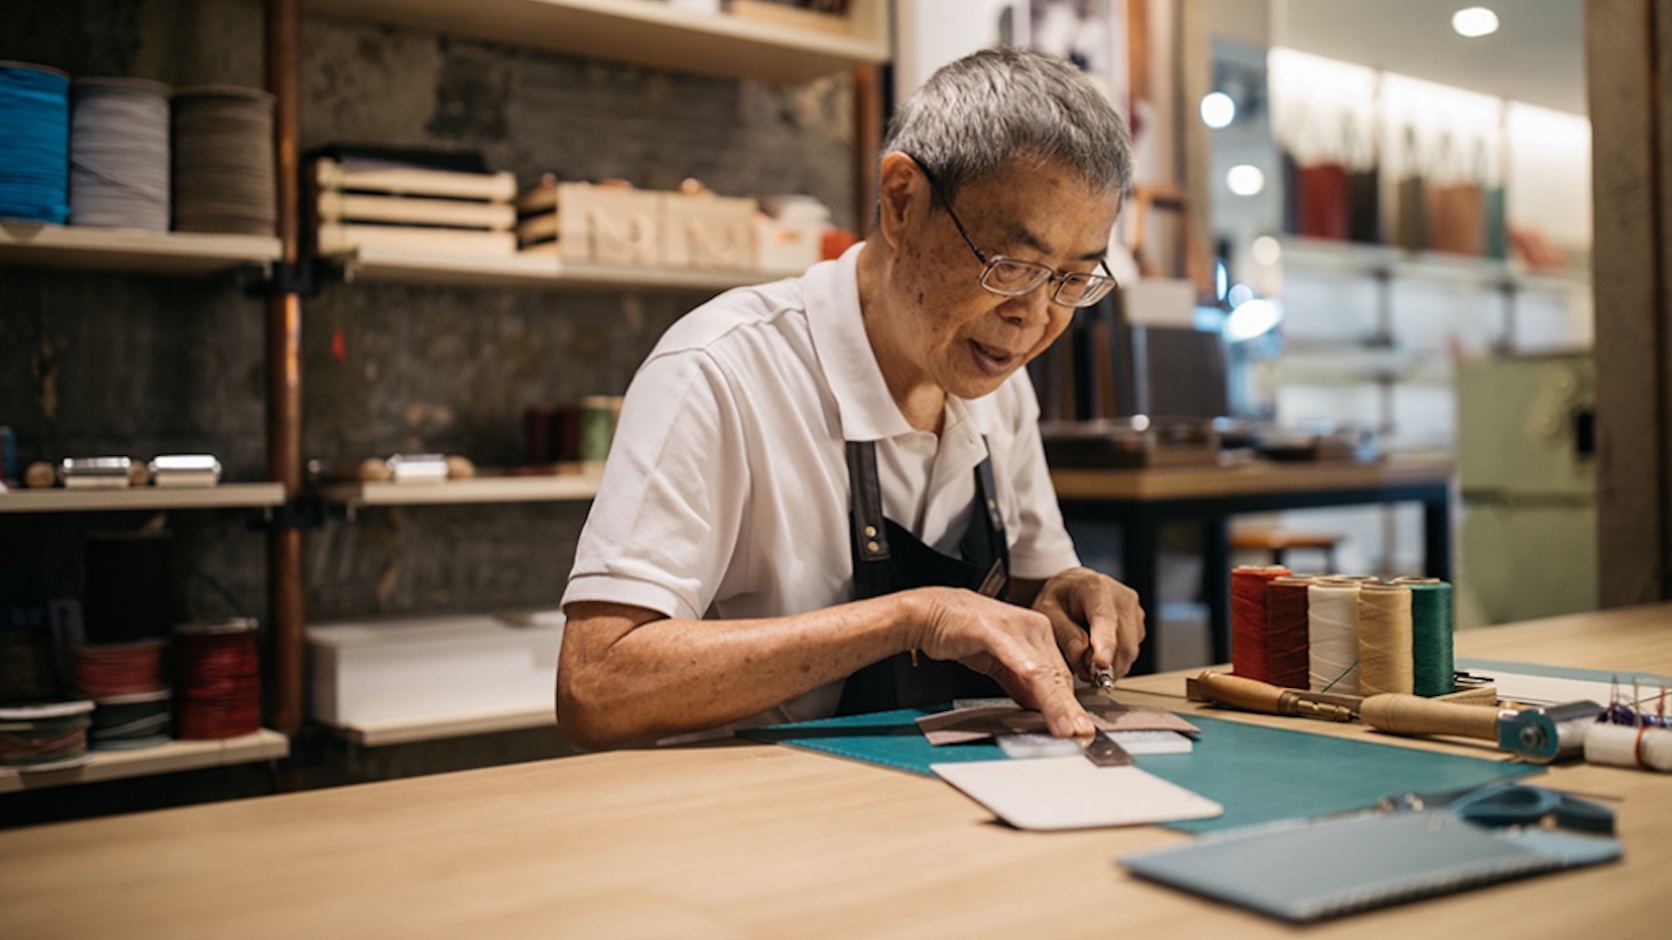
[1360,694,1502,741]
[1195,671,1285,715]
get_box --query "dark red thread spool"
[74,639,166,698]
[1231,565,1289,681]
[1265,576,1314,689]
[174,619,261,740]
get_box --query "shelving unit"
[0,483,286,514]
[5,0,888,780]
[305,0,888,84]
[0,223,281,276]
[0,730,289,794]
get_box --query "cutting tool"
[1382,782,1616,835]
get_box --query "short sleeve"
[562,349,750,620]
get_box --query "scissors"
[1381,782,1616,835]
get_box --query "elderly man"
[558,46,1143,749]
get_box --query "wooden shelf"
[305,0,889,84]
[324,706,555,747]
[334,245,803,291]
[320,474,600,508]
[0,729,289,794]
[0,483,287,515]
[0,221,281,276]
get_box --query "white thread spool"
[1584,724,1672,772]
[1308,578,1361,695]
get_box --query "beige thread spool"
[1358,582,1414,696]
[1308,577,1362,695]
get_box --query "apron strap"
[846,440,890,562]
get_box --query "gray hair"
[883,46,1134,206]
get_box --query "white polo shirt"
[561,244,1082,722]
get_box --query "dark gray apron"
[834,438,1012,714]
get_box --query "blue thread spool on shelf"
[0,61,72,225]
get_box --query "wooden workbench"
[1,604,1667,939]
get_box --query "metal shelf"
[1279,236,1588,292]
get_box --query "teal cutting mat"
[744,709,1541,833]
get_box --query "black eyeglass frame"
[909,155,1121,309]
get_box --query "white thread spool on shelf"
[1308,578,1361,695]
[1584,724,1672,772]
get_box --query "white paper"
[931,757,1223,831]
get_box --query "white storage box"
[308,614,562,729]
[663,191,756,270]
[755,196,830,274]
[518,181,663,264]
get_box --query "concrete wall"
[1,0,856,626]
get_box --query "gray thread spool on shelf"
[70,77,172,231]
[171,86,276,236]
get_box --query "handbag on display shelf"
[1344,114,1381,244]
[1296,136,1350,242]
[1278,99,1349,241]
[1426,133,1485,256]
[1482,137,1509,260]
[1393,125,1428,252]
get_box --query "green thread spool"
[1396,577,1454,697]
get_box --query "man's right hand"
[907,586,1097,738]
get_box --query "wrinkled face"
[884,156,1122,402]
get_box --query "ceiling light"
[1452,7,1499,38]
[1200,91,1236,129]
[1225,165,1265,196]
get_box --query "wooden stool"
[1230,529,1345,573]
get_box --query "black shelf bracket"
[246,257,339,299]
[257,493,326,532]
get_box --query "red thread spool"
[1231,565,1289,681]
[174,619,261,740]
[74,639,166,698]
[1265,576,1314,689]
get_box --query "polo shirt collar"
[805,243,999,444]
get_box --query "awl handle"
[1360,694,1506,742]
[1191,672,1284,714]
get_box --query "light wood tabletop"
[1,604,1668,940]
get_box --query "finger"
[1080,590,1124,672]
[1023,665,1095,737]
[1039,602,1093,682]
[983,639,1094,738]
[1107,591,1147,678]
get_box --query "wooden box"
[518,182,663,265]
[663,191,757,270]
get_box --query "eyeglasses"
[912,157,1120,309]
